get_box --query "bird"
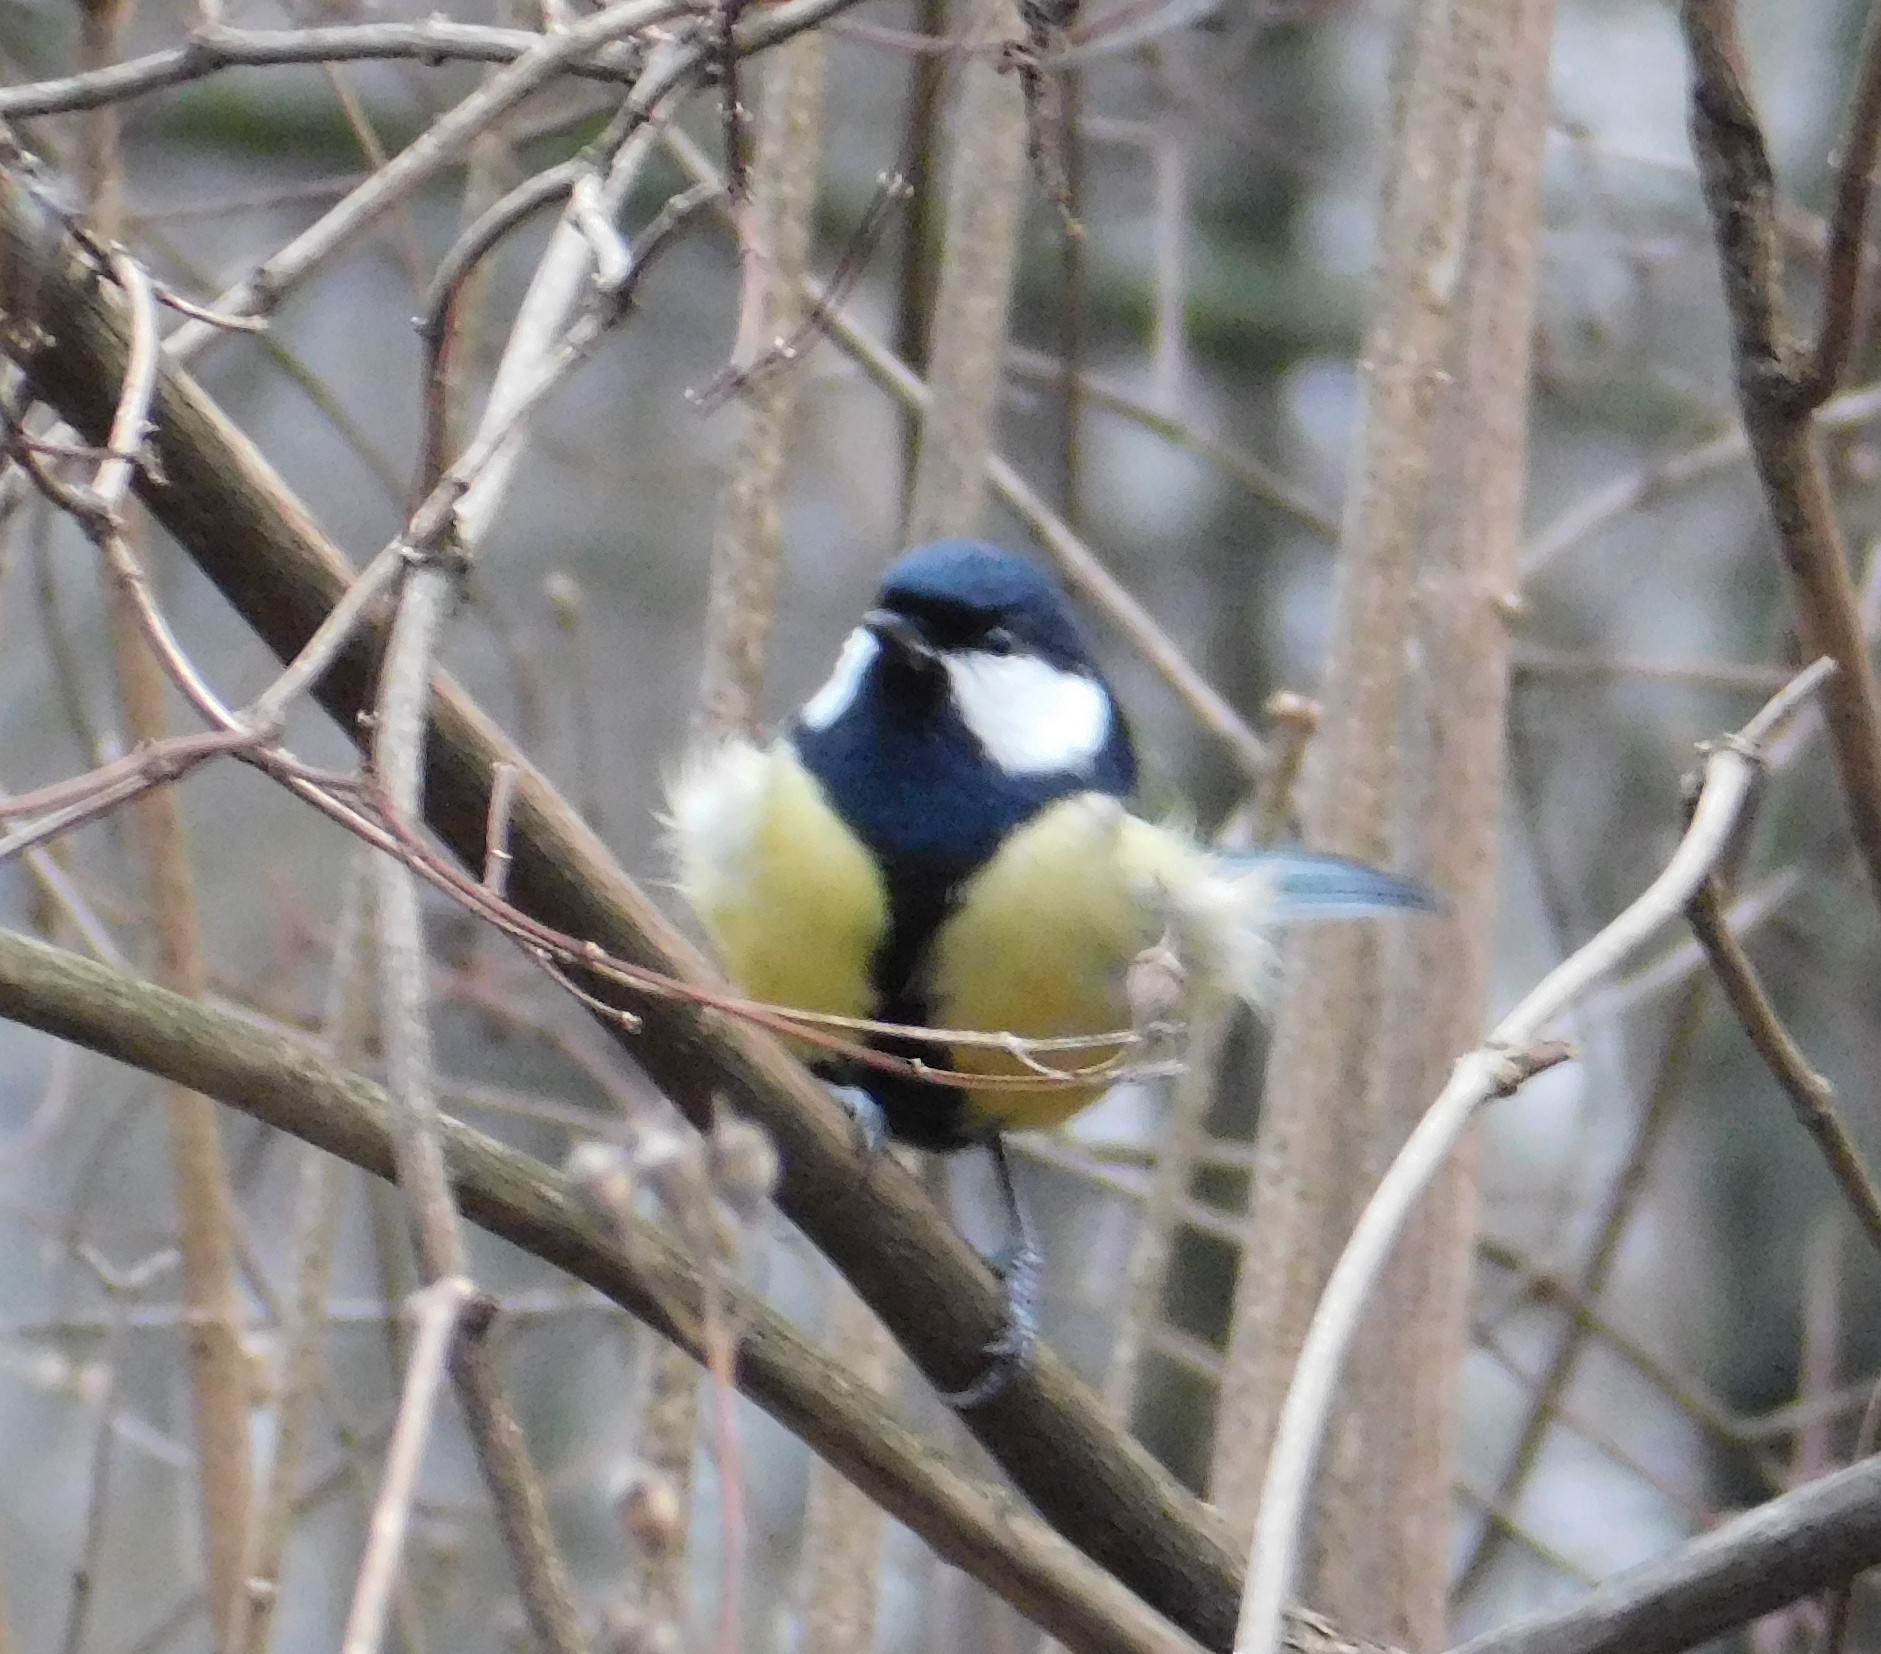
[667,539,1433,1402]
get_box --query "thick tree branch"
[1236,661,1831,1654]
[1452,1448,1881,1654]
[6,921,1881,1654]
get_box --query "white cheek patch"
[798,628,879,731]
[943,651,1112,774]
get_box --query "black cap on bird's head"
[862,540,1097,674]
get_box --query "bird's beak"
[863,608,937,671]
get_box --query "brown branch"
[9,914,1877,1654]
[1682,0,1881,917]
[1001,347,1339,541]
[1451,1450,1881,1654]
[75,11,255,1626]
[0,151,1247,1647]
[800,1280,898,1653]
[1818,1378,1881,1654]
[1220,4,1552,1646]
[1237,661,1832,1654]
[695,33,825,739]
[657,128,1274,781]
[1686,879,1881,1259]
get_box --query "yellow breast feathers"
[928,793,1280,1132]
[666,740,890,1027]
[670,749,1289,1134]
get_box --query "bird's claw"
[941,1237,1042,1409]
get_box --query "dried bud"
[544,570,584,632]
[1260,689,1320,733]
[617,1468,685,1556]
[632,1124,708,1216]
[1126,933,1186,1032]
[706,1115,779,1218]
[564,1139,636,1227]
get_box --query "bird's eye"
[981,625,1018,656]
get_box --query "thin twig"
[1521,383,1881,579]
[339,1276,476,1654]
[1803,0,1881,399]
[1686,879,1881,1258]
[162,0,684,360]
[0,169,1249,1638]
[373,567,472,1281]
[1005,346,1338,539]
[0,20,647,117]
[232,856,370,1654]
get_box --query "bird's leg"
[942,1135,1042,1410]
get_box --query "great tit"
[668,539,1431,1399]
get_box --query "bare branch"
[0,139,1248,1649]
[339,1276,475,1654]
[1805,0,1881,400]
[0,20,648,119]
[665,121,1271,779]
[1682,0,1881,918]
[1234,661,1834,1654]
[1686,879,1881,1259]
[1452,1449,1881,1654]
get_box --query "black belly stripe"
[847,849,988,1150]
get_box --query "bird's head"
[798,540,1127,781]
[863,539,1097,676]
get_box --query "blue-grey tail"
[1236,848,1441,921]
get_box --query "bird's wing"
[1228,848,1440,920]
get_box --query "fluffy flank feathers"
[661,736,771,911]
[1116,818,1284,1010]
[1120,826,1436,1011]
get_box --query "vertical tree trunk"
[1211,3,1554,1646]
